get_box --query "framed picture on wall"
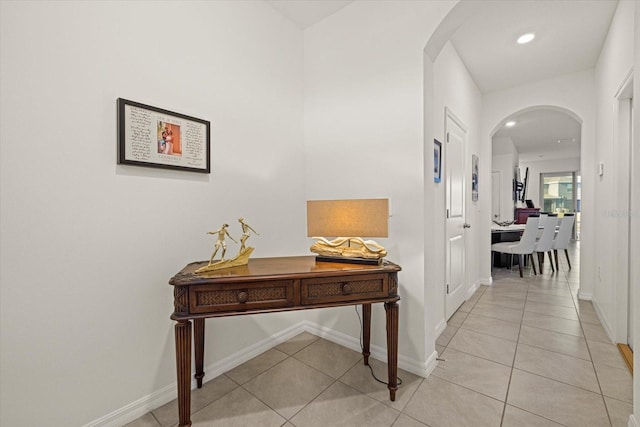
[117,98,211,173]
[434,139,442,183]
[472,154,479,201]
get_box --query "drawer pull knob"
[342,283,352,295]
[237,291,248,303]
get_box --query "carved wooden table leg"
[384,301,399,401]
[175,320,192,427]
[362,303,371,365]
[194,318,205,388]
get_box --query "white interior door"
[628,96,634,349]
[614,75,633,349]
[445,111,467,319]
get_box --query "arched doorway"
[423,0,601,353]
[491,106,582,240]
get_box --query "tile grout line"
[237,345,364,424]
[190,337,323,423]
[560,248,615,427]
[495,247,595,427]
[427,373,505,406]
[144,244,624,427]
[223,355,294,423]
[439,286,486,347]
[499,277,529,427]
[149,411,162,427]
[190,338,328,425]
[443,342,515,369]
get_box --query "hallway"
[432,242,632,426]
[127,243,632,427]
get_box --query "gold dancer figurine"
[207,224,237,265]
[196,218,258,274]
[238,217,259,251]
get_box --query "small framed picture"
[117,98,211,173]
[472,154,479,201]
[434,139,442,183]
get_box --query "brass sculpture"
[310,236,387,260]
[238,217,259,250]
[196,219,258,274]
[207,224,237,264]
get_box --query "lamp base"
[315,255,382,266]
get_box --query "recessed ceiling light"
[505,121,517,127]
[517,33,535,44]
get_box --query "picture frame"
[117,98,211,173]
[434,139,442,183]
[472,154,479,201]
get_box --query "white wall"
[492,153,516,221]
[492,137,518,222]
[0,2,308,426]
[5,1,634,425]
[592,0,635,343]
[431,41,484,313]
[631,2,640,423]
[481,69,596,293]
[303,0,456,374]
[519,157,581,209]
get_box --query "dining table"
[491,223,526,267]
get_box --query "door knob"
[463,223,471,228]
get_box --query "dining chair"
[536,212,549,239]
[491,214,540,277]
[552,213,576,270]
[533,214,558,273]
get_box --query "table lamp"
[306,199,389,265]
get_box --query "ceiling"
[494,109,581,162]
[266,0,353,29]
[265,0,619,162]
[450,0,617,94]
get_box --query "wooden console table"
[169,256,401,427]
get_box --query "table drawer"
[190,280,294,314]
[301,274,388,305]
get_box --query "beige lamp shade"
[307,199,389,238]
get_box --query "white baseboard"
[304,320,434,378]
[629,414,638,427]
[83,382,177,427]
[84,320,434,427]
[423,349,439,377]
[434,317,447,338]
[83,322,306,427]
[577,290,593,300]
[467,282,479,299]
[591,299,615,343]
[478,277,493,286]
[580,296,614,343]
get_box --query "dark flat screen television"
[520,167,529,203]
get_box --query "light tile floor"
[127,242,632,426]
